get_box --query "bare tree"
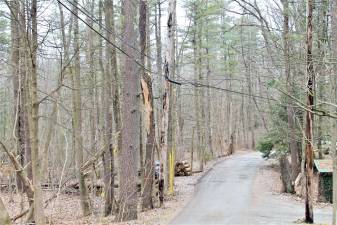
[102,0,115,216]
[117,0,139,220]
[304,0,314,222]
[331,1,337,224]
[281,0,300,191]
[139,0,155,210]
[72,0,90,216]
[29,0,45,223]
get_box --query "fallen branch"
[12,193,58,222]
[12,205,32,222]
[81,147,106,172]
[0,141,34,195]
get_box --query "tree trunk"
[117,0,139,220]
[103,0,116,216]
[28,1,45,223]
[166,0,177,194]
[316,0,328,160]
[10,0,25,192]
[331,1,337,224]
[72,0,90,216]
[141,75,155,210]
[197,12,205,169]
[304,0,314,222]
[139,0,154,210]
[155,0,163,145]
[204,0,213,158]
[192,3,202,171]
[282,0,300,189]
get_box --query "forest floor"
[1,155,227,225]
[3,150,330,225]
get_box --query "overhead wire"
[57,0,279,102]
[56,0,153,74]
[65,0,155,61]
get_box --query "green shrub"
[256,137,274,158]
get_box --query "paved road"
[171,152,332,225]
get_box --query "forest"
[1,0,337,224]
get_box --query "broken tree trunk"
[141,75,155,210]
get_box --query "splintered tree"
[139,0,155,210]
[160,0,176,194]
[166,0,177,194]
[117,0,139,221]
[304,0,314,223]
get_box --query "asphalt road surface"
[171,152,332,225]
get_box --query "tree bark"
[192,3,202,171]
[304,0,314,222]
[10,0,25,192]
[282,0,299,190]
[155,0,163,145]
[331,1,337,224]
[117,0,139,221]
[139,0,154,210]
[103,0,116,216]
[28,1,45,223]
[316,0,328,159]
[141,75,155,210]
[72,0,91,216]
[161,0,176,195]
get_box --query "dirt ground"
[1,157,225,225]
[254,158,332,209]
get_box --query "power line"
[179,78,276,101]
[57,0,277,102]
[65,0,155,62]
[57,0,153,74]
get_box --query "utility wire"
[57,0,279,102]
[65,0,155,61]
[57,0,154,74]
